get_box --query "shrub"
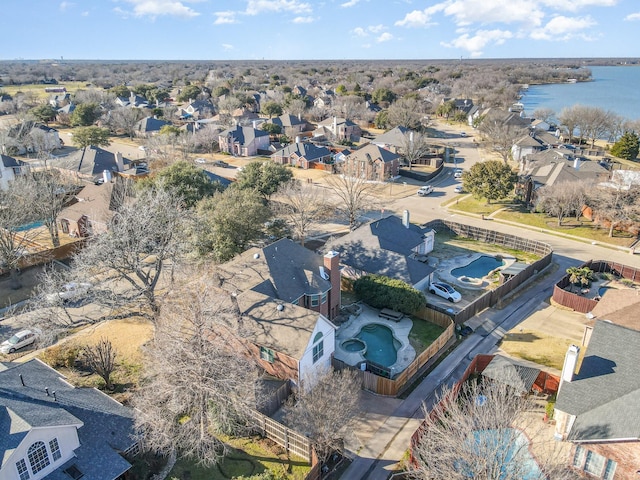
[353,275,424,314]
[620,278,635,287]
[41,343,81,368]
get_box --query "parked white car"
[195,157,207,164]
[429,282,462,303]
[454,185,465,194]
[453,168,463,179]
[46,282,93,304]
[0,329,38,354]
[417,185,434,196]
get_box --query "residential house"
[443,98,475,116]
[0,154,28,190]
[5,121,61,155]
[323,214,435,291]
[56,146,132,183]
[218,125,270,157]
[270,114,306,138]
[0,358,137,480]
[214,238,341,384]
[554,321,640,479]
[134,116,170,137]
[56,104,75,122]
[183,99,215,119]
[57,177,129,237]
[313,117,361,142]
[517,149,609,204]
[373,126,412,154]
[511,132,556,162]
[115,93,148,109]
[48,93,71,109]
[270,141,332,169]
[337,143,400,181]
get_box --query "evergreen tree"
[610,131,639,161]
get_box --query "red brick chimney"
[323,251,341,320]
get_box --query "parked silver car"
[0,329,38,354]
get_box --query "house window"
[573,445,586,468]
[309,294,319,307]
[27,441,50,474]
[321,292,327,304]
[584,450,605,476]
[49,438,62,461]
[603,460,617,480]
[312,332,323,363]
[259,346,274,363]
[16,459,30,480]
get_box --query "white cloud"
[352,27,367,37]
[368,24,385,33]
[244,0,312,15]
[81,10,89,16]
[530,15,596,40]
[443,0,544,27]
[340,0,360,7]
[292,16,314,23]
[214,11,237,24]
[119,0,200,18]
[442,29,513,57]
[59,1,74,11]
[625,12,640,21]
[222,44,234,50]
[395,4,444,28]
[539,0,617,12]
[376,32,394,43]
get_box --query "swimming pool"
[452,255,505,279]
[462,428,543,480]
[15,220,44,232]
[598,286,611,297]
[356,324,400,368]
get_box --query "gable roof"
[344,143,401,165]
[373,126,411,148]
[0,359,135,480]
[522,150,608,187]
[272,114,304,128]
[271,142,331,162]
[61,146,131,177]
[0,154,26,169]
[481,355,540,394]
[220,125,269,146]
[555,321,640,442]
[323,215,435,286]
[587,288,640,331]
[135,116,169,133]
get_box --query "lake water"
[521,66,640,121]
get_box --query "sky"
[3,0,640,60]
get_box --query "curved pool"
[452,255,505,279]
[356,324,400,368]
[342,338,366,353]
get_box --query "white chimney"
[295,136,301,144]
[252,120,258,129]
[115,152,124,172]
[103,170,112,184]
[409,131,414,143]
[560,344,580,389]
[402,210,410,228]
[333,116,337,133]
[573,157,580,170]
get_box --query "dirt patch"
[499,329,575,372]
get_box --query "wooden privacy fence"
[422,220,553,325]
[259,380,292,417]
[552,259,640,313]
[333,320,454,397]
[250,410,312,463]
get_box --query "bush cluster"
[353,274,424,314]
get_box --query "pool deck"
[334,303,416,378]
[436,252,516,290]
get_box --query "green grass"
[446,195,515,215]
[1,81,91,99]
[433,232,541,264]
[409,319,446,354]
[167,436,310,480]
[495,205,636,247]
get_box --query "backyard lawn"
[409,319,445,354]
[499,329,576,371]
[166,436,311,480]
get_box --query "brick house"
[215,238,341,385]
[337,143,400,182]
[270,141,332,169]
[218,125,270,157]
[554,321,640,479]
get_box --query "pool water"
[356,324,399,367]
[598,286,611,297]
[15,220,44,232]
[462,428,543,479]
[452,255,505,279]
[343,339,366,352]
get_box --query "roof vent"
[253,253,260,259]
[276,304,284,311]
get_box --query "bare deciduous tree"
[478,114,527,165]
[535,181,591,226]
[133,277,259,467]
[400,131,432,170]
[82,337,117,390]
[272,179,328,247]
[284,367,360,464]
[591,183,640,237]
[387,97,424,130]
[107,107,144,139]
[325,173,377,230]
[411,379,577,480]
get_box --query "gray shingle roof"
[220,125,269,146]
[481,355,540,394]
[373,126,410,148]
[1,154,25,169]
[323,215,434,286]
[344,143,400,165]
[62,146,131,177]
[0,359,135,480]
[271,142,331,162]
[555,321,640,442]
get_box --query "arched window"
[27,441,50,474]
[312,332,323,363]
